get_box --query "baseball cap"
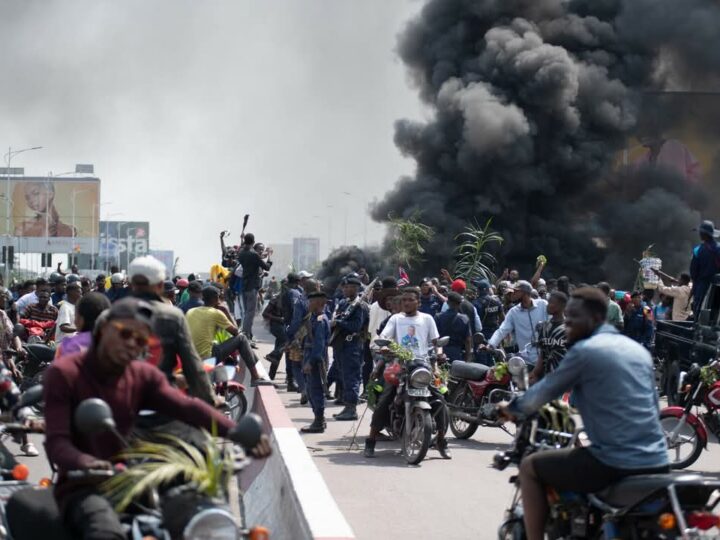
[473,278,491,292]
[298,270,314,279]
[508,280,533,294]
[163,280,178,294]
[176,278,189,289]
[450,279,467,293]
[128,255,167,285]
[95,297,154,336]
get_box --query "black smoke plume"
[371,0,720,286]
[316,246,383,293]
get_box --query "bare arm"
[530,261,545,288]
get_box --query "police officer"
[434,292,472,362]
[300,290,332,433]
[472,279,504,340]
[690,220,720,316]
[624,291,654,349]
[286,277,311,403]
[419,278,444,316]
[331,275,368,421]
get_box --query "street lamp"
[3,146,43,286]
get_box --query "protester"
[94,274,107,293]
[624,291,654,349]
[236,233,273,342]
[179,280,204,313]
[655,270,693,321]
[55,292,111,358]
[22,289,58,323]
[49,273,67,306]
[15,277,50,314]
[262,291,286,380]
[106,273,129,303]
[597,282,624,331]
[162,280,178,305]
[434,292,472,362]
[529,291,568,384]
[55,282,82,344]
[419,277,444,317]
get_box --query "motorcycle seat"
[595,473,708,508]
[450,361,490,381]
[6,486,73,540]
[25,343,55,363]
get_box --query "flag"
[397,266,410,287]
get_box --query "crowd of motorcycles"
[366,334,720,539]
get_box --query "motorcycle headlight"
[410,367,432,388]
[183,508,239,540]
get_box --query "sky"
[0,0,424,273]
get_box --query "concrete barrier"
[240,384,355,540]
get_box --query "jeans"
[211,333,258,369]
[242,288,258,338]
[65,491,124,540]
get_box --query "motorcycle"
[4,398,269,540]
[446,348,521,440]
[660,359,720,469]
[204,360,248,422]
[495,358,720,539]
[371,337,449,465]
[4,344,55,392]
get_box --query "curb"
[242,384,356,540]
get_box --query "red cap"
[177,278,189,288]
[451,279,467,293]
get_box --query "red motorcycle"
[660,359,720,469]
[446,349,523,439]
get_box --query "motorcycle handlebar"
[66,468,117,480]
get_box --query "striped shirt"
[536,319,567,374]
[22,303,59,323]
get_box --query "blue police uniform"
[434,309,471,362]
[691,239,720,314]
[304,312,331,419]
[286,292,310,394]
[331,296,368,408]
[624,303,654,349]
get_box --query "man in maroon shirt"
[44,298,270,539]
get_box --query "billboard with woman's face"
[0,177,100,252]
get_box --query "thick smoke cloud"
[316,246,383,293]
[371,0,720,286]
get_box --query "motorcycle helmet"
[383,362,402,387]
[66,274,81,284]
[49,272,66,285]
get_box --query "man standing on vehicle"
[499,288,668,540]
[655,271,693,321]
[487,280,547,366]
[364,287,450,459]
[236,233,272,342]
[690,220,720,316]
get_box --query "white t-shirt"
[380,312,439,359]
[55,301,77,344]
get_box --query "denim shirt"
[509,324,668,470]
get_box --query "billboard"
[149,250,175,277]
[0,177,100,253]
[97,221,150,270]
[293,237,320,272]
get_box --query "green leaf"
[453,218,503,282]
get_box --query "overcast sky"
[0,1,424,272]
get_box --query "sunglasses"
[110,321,149,348]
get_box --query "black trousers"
[211,333,258,369]
[64,490,124,540]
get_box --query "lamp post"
[3,146,42,286]
[115,222,129,271]
[91,202,112,270]
[71,188,89,266]
[103,213,123,273]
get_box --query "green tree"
[388,212,434,269]
[454,218,504,282]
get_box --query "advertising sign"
[149,250,175,277]
[293,237,320,272]
[0,176,100,253]
[97,221,150,270]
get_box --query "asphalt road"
[251,326,720,540]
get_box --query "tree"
[454,218,504,282]
[388,212,434,269]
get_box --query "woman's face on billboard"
[24,183,52,213]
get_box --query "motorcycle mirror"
[374,339,391,348]
[229,412,264,450]
[74,398,117,435]
[508,356,526,376]
[436,336,450,347]
[16,385,43,409]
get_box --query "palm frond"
[388,212,435,269]
[453,218,504,282]
[101,429,232,512]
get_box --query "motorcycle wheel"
[660,412,703,469]
[404,409,431,465]
[449,387,479,440]
[224,389,248,423]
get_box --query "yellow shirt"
[210,264,230,286]
[186,306,232,359]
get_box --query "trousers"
[291,361,306,393]
[338,341,363,405]
[241,288,258,338]
[211,333,258,369]
[306,361,325,417]
[64,490,124,540]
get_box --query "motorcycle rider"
[44,298,272,540]
[499,287,668,540]
[364,287,451,459]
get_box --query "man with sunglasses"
[44,298,272,540]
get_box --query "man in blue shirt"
[690,220,720,315]
[624,291,654,349]
[419,278,444,317]
[434,292,472,362]
[300,290,331,433]
[500,288,668,540]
